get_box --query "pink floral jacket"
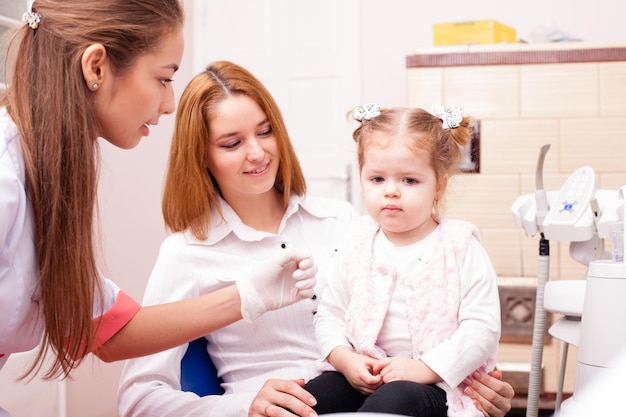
[342,216,498,417]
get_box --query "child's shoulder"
[438,217,481,240]
[439,217,477,229]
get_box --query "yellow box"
[433,20,517,46]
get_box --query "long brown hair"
[1,0,184,379]
[163,61,306,240]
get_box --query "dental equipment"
[510,145,625,417]
[558,186,626,417]
[522,144,551,417]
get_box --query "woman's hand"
[249,378,318,417]
[237,249,318,322]
[463,370,515,417]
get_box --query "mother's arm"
[117,237,255,416]
[118,341,260,417]
[249,379,317,417]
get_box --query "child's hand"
[328,347,383,394]
[374,357,440,385]
[342,352,383,394]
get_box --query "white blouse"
[0,107,43,360]
[0,107,140,416]
[118,194,356,417]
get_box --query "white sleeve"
[313,246,353,360]
[117,237,257,417]
[94,272,120,317]
[0,158,19,259]
[0,158,24,345]
[119,342,257,417]
[420,237,501,388]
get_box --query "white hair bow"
[353,103,381,122]
[22,11,41,30]
[433,105,463,129]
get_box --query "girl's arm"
[313,249,353,359]
[420,238,501,388]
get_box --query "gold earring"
[92,82,99,91]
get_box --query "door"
[190,0,362,210]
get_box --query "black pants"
[304,371,448,417]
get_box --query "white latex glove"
[236,248,318,322]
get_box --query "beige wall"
[407,44,626,394]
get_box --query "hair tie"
[353,103,381,122]
[22,10,41,30]
[433,105,463,129]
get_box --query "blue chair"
[180,337,224,396]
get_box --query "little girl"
[305,104,501,417]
